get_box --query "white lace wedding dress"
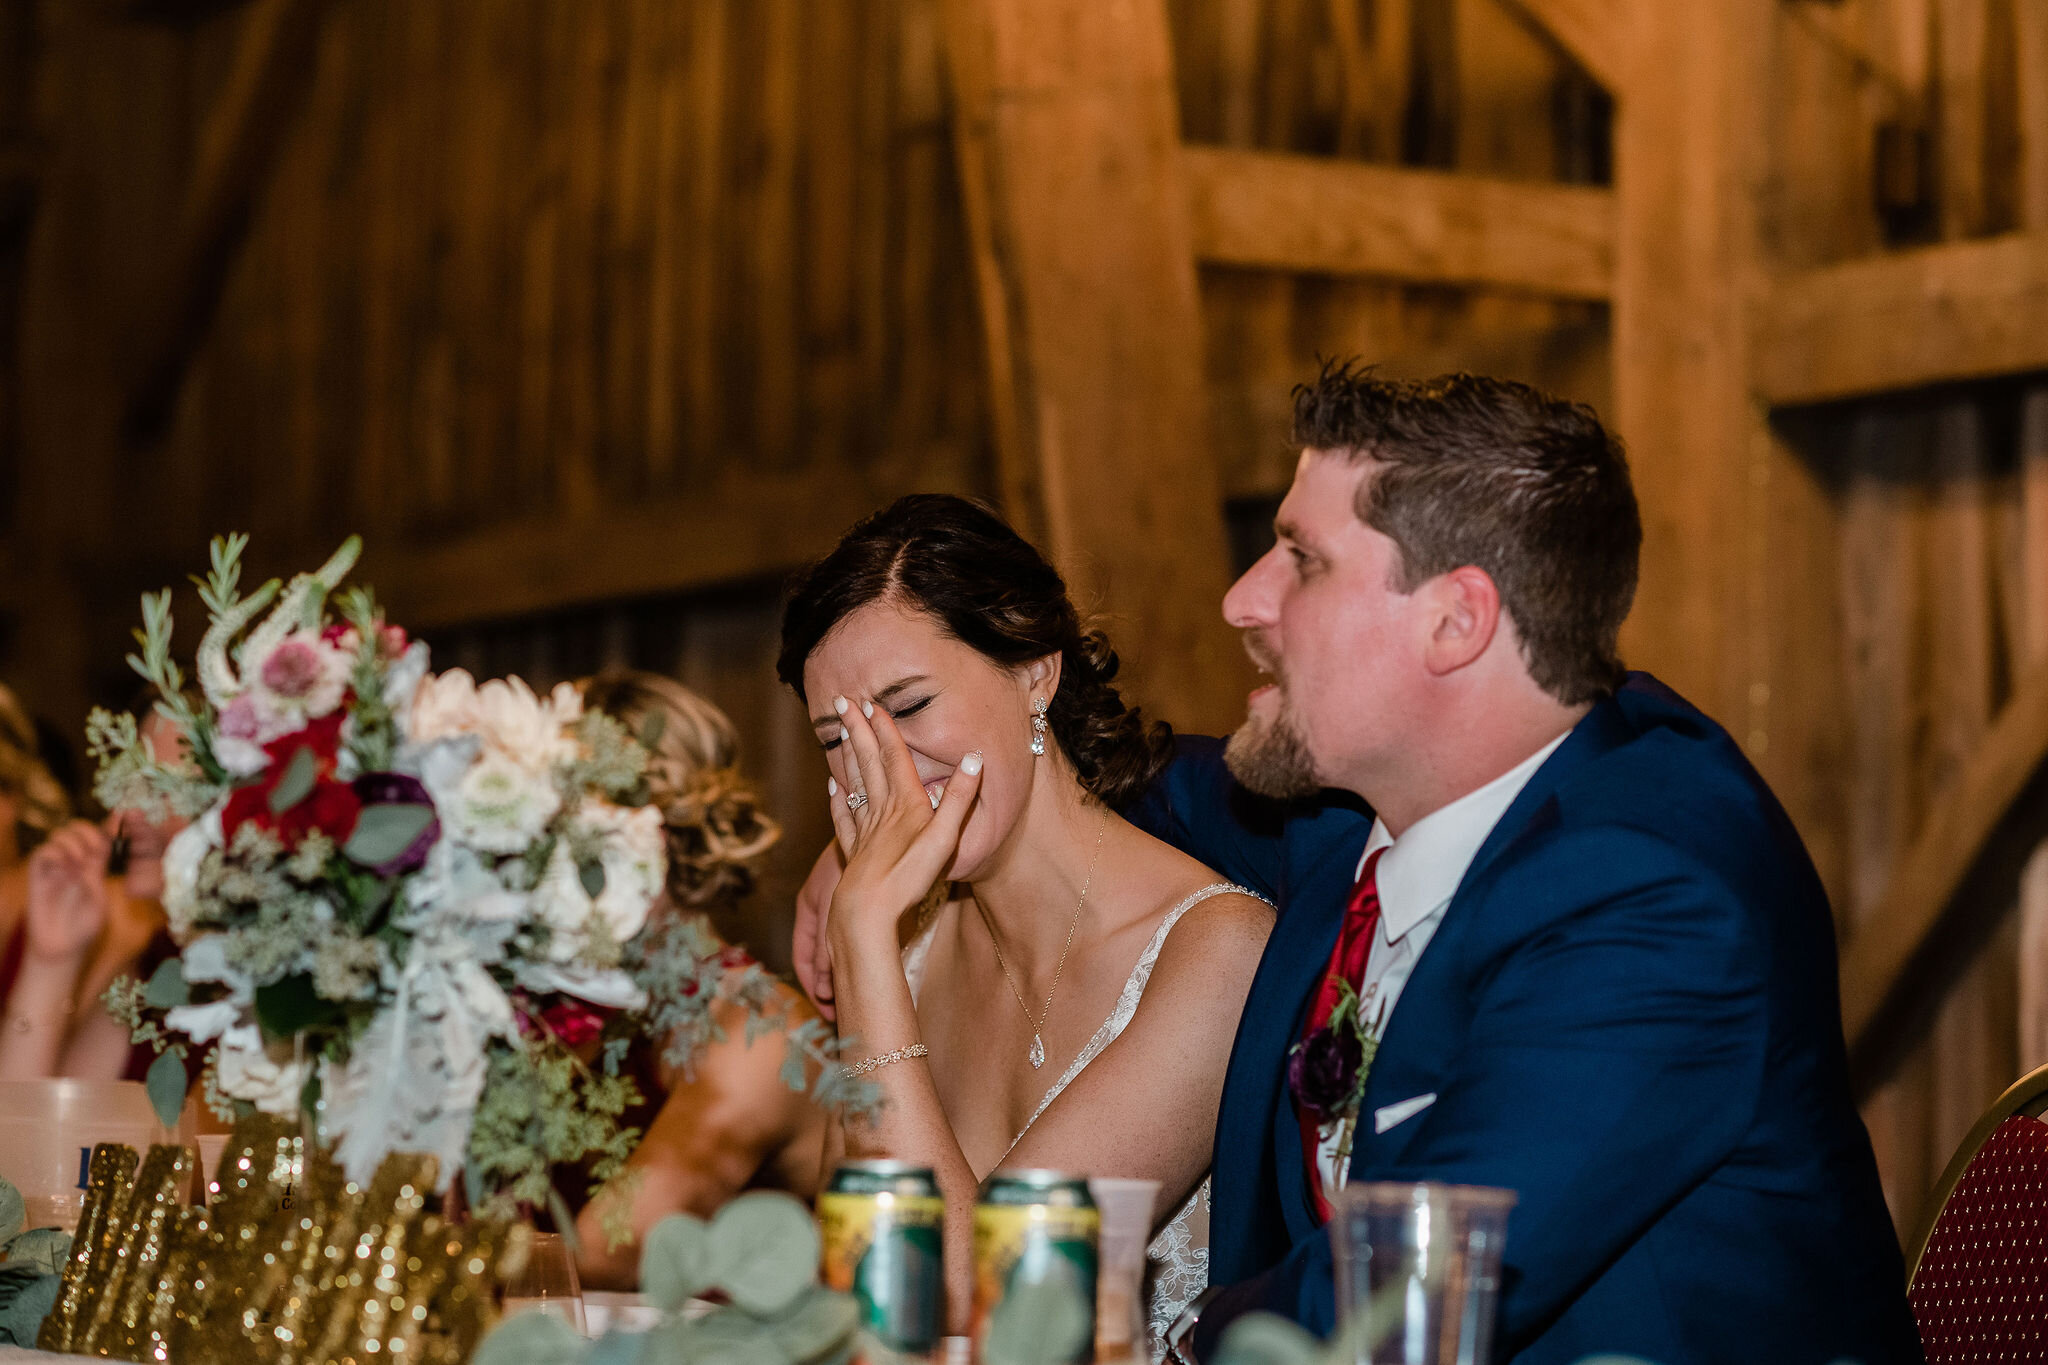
[904,882,1259,1362]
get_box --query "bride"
[777,495,1272,1353]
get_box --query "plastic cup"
[1087,1176,1159,1363]
[1327,1182,1516,1365]
[0,1080,175,1232]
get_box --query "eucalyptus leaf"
[142,959,189,1010]
[341,803,436,867]
[764,1287,860,1361]
[472,1308,589,1365]
[267,745,319,815]
[675,1313,791,1365]
[1213,1313,1323,1365]
[707,1192,820,1317]
[0,1180,22,1245]
[0,1266,60,1347]
[640,1213,713,1312]
[1,1229,72,1277]
[983,1273,1090,1365]
[579,859,607,899]
[144,1051,187,1128]
[584,1328,649,1365]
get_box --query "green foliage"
[145,1051,189,1128]
[478,1192,916,1365]
[336,586,397,772]
[3,1229,73,1278]
[142,959,189,1010]
[463,1036,644,1223]
[565,710,651,804]
[0,1178,21,1245]
[342,803,436,869]
[86,706,218,821]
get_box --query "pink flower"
[261,637,330,699]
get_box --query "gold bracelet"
[842,1044,929,1079]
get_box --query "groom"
[1127,364,1921,1364]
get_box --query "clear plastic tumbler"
[1327,1182,1516,1365]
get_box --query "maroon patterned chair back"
[1908,1062,2048,1362]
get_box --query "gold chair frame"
[1906,1059,2048,1285]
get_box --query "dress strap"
[1000,882,1265,1164]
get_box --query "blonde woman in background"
[572,670,829,1289]
[0,693,185,1081]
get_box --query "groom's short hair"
[1291,362,1640,704]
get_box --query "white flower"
[514,960,648,1011]
[214,1024,309,1116]
[409,668,482,746]
[164,997,241,1044]
[473,675,579,767]
[161,806,222,942]
[529,801,666,960]
[382,641,431,723]
[406,838,528,932]
[245,628,352,727]
[435,749,561,855]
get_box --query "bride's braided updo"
[579,670,781,909]
[776,494,1173,809]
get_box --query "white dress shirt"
[1311,731,1570,1201]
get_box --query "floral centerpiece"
[88,535,852,1217]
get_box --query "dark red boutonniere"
[1288,978,1379,1160]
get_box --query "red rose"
[221,713,362,849]
[537,1001,609,1050]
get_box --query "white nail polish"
[961,751,984,775]
[839,726,849,742]
[862,700,874,718]
[929,790,941,809]
[834,696,849,715]
[828,777,837,796]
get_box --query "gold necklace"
[978,819,1107,1069]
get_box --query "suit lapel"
[1210,823,1364,1276]
[1349,696,1637,1172]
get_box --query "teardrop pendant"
[1029,1033,1046,1069]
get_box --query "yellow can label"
[819,1191,946,1352]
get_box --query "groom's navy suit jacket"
[1126,675,1922,1365]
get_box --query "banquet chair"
[1906,1060,2048,1360]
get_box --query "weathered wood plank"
[375,461,972,631]
[943,0,1246,731]
[122,0,332,447]
[1181,144,1615,298]
[1839,666,2048,1049]
[1497,0,1623,91]
[1753,231,2048,407]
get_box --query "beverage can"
[820,1160,946,1354]
[972,1170,1098,1364]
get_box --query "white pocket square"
[1373,1093,1437,1134]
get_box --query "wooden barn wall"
[1170,0,1613,505]
[1763,0,2048,1236]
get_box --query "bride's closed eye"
[819,694,933,751]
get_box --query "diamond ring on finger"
[846,791,868,811]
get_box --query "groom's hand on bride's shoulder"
[793,842,845,1020]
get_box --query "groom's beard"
[1225,700,1321,799]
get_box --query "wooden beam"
[942,0,1248,733]
[1839,671,2048,1052]
[1753,231,2048,408]
[373,464,971,630]
[121,0,330,447]
[1181,144,1615,299]
[1497,0,1625,92]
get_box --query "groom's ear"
[1421,565,1502,677]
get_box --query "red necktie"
[1296,847,1385,1223]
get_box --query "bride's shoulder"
[1154,870,1273,953]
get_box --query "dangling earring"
[1030,697,1049,756]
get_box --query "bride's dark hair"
[777,494,1173,809]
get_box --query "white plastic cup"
[0,1080,174,1232]
[1087,1176,1160,1363]
[1328,1181,1516,1365]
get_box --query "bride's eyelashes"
[817,695,933,751]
